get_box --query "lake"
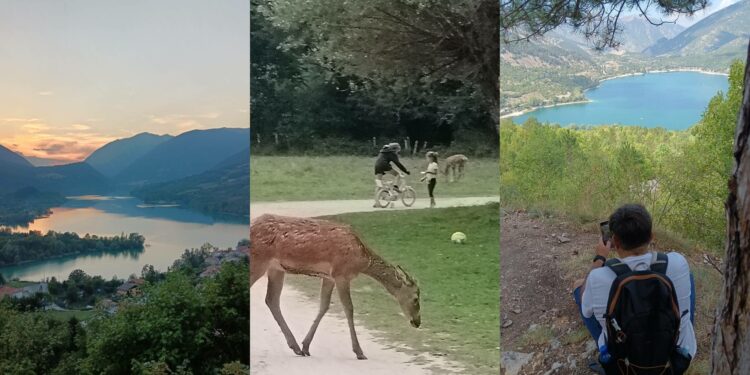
[0,196,248,281]
[512,72,729,129]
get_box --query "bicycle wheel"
[401,187,416,207]
[374,188,391,208]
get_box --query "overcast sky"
[0,0,248,163]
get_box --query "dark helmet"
[382,142,401,152]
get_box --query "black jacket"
[375,150,408,174]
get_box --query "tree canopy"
[501,0,708,49]
[257,0,499,120]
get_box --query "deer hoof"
[356,353,368,360]
[290,345,306,357]
[301,345,311,356]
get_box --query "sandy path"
[249,196,497,374]
[250,196,499,219]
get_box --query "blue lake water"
[0,196,248,281]
[512,72,729,130]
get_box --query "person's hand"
[596,236,611,258]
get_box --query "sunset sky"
[0,0,248,164]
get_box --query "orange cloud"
[5,125,115,163]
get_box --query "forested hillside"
[501,61,745,251]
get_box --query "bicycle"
[374,173,417,208]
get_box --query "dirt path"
[500,210,600,375]
[249,196,497,374]
[250,196,499,219]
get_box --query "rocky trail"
[501,210,602,375]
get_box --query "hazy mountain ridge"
[115,127,250,187]
[0,128,249,198]
[618,17,684,52]
[644,0,749,59]
[0,144,33,169]
[132,148,250,218]
[85,132,174,177]
[0,150,109,195]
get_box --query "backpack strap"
[605,258,631,277]
[650,252,669,274]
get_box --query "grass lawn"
[250,155,499,202]
[288,203,500,374]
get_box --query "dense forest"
[0,187,65,227]
[0,251,249,374]
[251,0,499,157]
[0,231,145,267]
[501,60,744,252]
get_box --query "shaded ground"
[500,209,719,375]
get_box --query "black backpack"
[600,252,690,375]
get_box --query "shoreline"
[500,99,590,119]
[502,68,728,118]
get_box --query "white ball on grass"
[451,232,467,244]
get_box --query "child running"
[421,151,439,208]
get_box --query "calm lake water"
[512,72,729,129]
[0,196,248,281]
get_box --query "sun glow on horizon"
[0,0,249,165]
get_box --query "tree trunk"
[711,41,750,374]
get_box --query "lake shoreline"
[3,196,248,281]
[502,69,729,119]
[500,100,591,119]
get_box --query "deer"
[443,154,469,182]
[250,214,421,360]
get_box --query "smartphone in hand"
[600,221,611,244]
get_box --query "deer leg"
[336,279,367,360]
[265,268,305,356]
[250,258,269,287]
[301,278,335,355]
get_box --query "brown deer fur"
[443,154,468,182]
[250,214,421,360]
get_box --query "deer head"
[394,265,421,328]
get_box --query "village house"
[200,247,248,278]
[116,278,145,297]
[0,283,49,299]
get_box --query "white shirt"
[581,251,696,357]
[425,162,438,180]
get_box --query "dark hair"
[609,204,652,250]
[429,154,438,163]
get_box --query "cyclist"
[374,142,410,206]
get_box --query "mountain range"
[132,147,250,219]
[85,132,174,177]
[644,0,750,61]
[0,145,109,195]
[501,0,749,111]
[0,128,250,218]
